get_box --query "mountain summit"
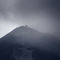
[0,26,42,46]
[0,26,60,60]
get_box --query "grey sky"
[0,0,60,38]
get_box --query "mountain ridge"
[0,25,60,60]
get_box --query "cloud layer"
[0,0,60,38]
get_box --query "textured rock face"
[13,47,33,60]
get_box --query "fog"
[0,0,60,38]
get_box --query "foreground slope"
[0,26,60,60]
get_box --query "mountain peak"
[16,25,29,29]
[0,25,60,57]
[11,25,41,37]
[15,25,36,31]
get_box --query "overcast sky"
[0,0,60,38]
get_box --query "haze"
[0,0,60,38]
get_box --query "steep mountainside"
[0,26,60,60]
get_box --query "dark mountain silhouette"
[0,26,60,60]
